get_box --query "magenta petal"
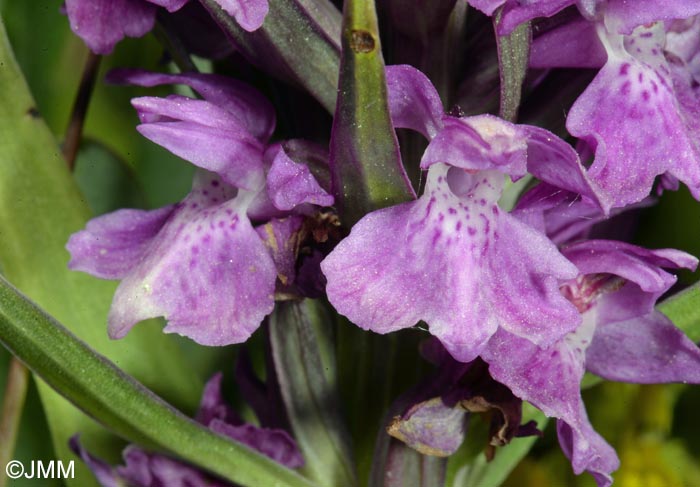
[604,0,700,35]
[65,0,156,54]
[421,115,529,176]
[266,145,334,211]
[530,17,606,69]
[482,327,588,423]
[213,0,269,31]
[67,206,176,279]
[210,420,304,468]
[557,413,619,487]
[566,24,700,207]
[107,69,276,141]
[322,164,579,362]
[135,115,265,190]
[562,241,697,295]
[482,326,619,486]
[522,125,612,213]
[196,372,240,426]
[586,311,700,384]
[107,174,276,345]
[385,65,445,140]
[147,0,188,11]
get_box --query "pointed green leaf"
[493,10,531,122]
[329,0,414,226]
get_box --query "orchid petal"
[603,0,700,35]
[67,205,175,280]
[212,0,270,32]
[421,115,529,175]
[567,23,700,207]
[587,311,700,383]
[107,69,276,141]
[65,0,156,54]
[386,65,445,140]
[107,173,276,346]
[266,145,334,211]
[556,413,619,487]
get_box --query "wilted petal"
[387,397,467,457]
[65,0,156,54]
[386,65,445,140]
[213,0,269,31]
[107,69,276,141]
[67,205,176,279]
[322,163,579,362]
[256,216,305,286]
[567,23,700,206]
[266,145,334,211]
[108,173,276,345]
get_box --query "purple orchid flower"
[321,65,608,363]
[481,240,700,486]
[67,70,332,345]
[70,371,303,486]
[65,0,268,55]
[499,1,700,207]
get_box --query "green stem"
[63,51,101,170]
[0,276,318,487]
[0,356,29,487]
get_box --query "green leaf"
[0,14,202,483]
[269,301,357,487]
[0,277,319,487]
[199,0,341,113]
[659,281,700,342]
[328,0,414,226]
[493,9,531,123]
[73,140,147,215]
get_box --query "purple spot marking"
[211,180,220,187]
[468,227,477,236]
[619,63,630,76]
[642,90,650,102]
[621,81,631,95]
[448,208,457,215]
